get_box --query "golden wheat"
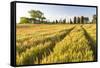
[16,24,96,65]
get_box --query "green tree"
[56,20,58,24]
[92,15,96,24]
[70,18,73,24]
[36,10,44,21]
[74,16,76,24]
[19,17,30,24]
[41,16,46,23]
[62,18,66,24]
[80,16,84,24]
[77,17,80,24]
[28,10,38,19]
[28,10,46,23]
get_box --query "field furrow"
[81,26,96,61]
[16,24,96,65]
[41,25,94,64]
[16,26,75,55]
[16,25,75,65]
[83,24,96,44]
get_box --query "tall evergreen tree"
[56,20,58,24]
[77,17,80,24]
[80,16,84,24]
[92,15,96,23]
[63,18,66,24]
[70,18,73,24]
[74,16,76,24]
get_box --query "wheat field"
[16,24,96,65]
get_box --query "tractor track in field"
[81,25,97,61]
[17,26,76,65]
[37,26,76,64]
[17,26,75,55]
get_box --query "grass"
[16,24,96,65]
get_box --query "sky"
[16,3,96,23]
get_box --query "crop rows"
[16,25,74,55]
[83,24,96,44]
[16,24,96,65]
[16,24,75,65]
[41,25,94,64]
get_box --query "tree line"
[19,9,96,24]
[70,16,89,24]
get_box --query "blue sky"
[16,3,96,23]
